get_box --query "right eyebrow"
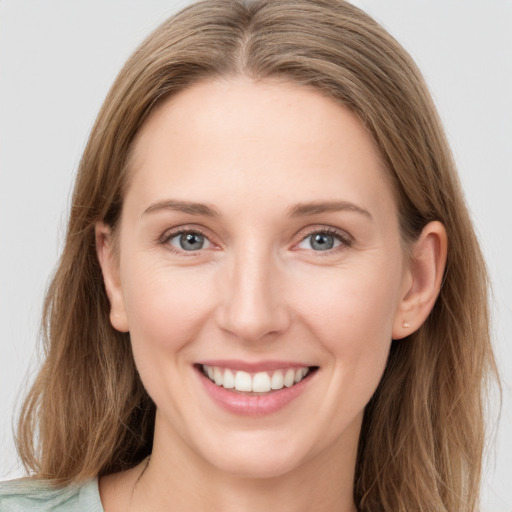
[142,199,221,218]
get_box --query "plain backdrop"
[1,1,511,510]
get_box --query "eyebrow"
[143,199,221,217]
[287,201,372,220]
[142,198,372,220]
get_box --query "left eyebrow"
[287,201,373,220]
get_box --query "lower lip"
[197,368,315,416]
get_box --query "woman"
[0,0,498,510]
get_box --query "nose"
[215,247,291,343]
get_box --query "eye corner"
[294,226,353,254]
[158,226,219,256]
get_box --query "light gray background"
[1,1,511,510]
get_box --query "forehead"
[124,78,396,222]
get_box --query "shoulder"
[0,477,103,512]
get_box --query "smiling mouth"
[197,364,318,394]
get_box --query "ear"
[95,222,129,333]
[392,221,447,340]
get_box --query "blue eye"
[168,232,211,251]
[297,231,344,251]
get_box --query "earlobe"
[95,222,129,333]
[392,221,447,340]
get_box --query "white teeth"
[295,367,308,382]
[202,365,311,393]
[214,367,223,386]
[223,369,235,389]
[234,371,252,392]
[284,369,295,387]
[252,372,271,393]
[270,370,284,390]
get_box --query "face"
[99,78,413,479]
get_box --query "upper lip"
[196,359,316,373]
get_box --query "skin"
[96,78,447,512]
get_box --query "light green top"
[0,478,103,511]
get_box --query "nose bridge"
[216,242,289,342]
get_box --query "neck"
[127,412,359,512]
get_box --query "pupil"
[180,233,204,251]
[311,233,334,250]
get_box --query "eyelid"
[294,225,353,252]
[159,225,218,255]
[157,224,353,256]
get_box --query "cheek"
[292,261,402,405]
[295,261,402,347]
[121,259,215,356]
[120,260,219,416]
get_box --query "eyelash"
[298,226,353,254]
[159,225,353,256]
[159,227,213,256]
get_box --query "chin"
[214,452,304,480]
[199,431,314,480]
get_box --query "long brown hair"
[17,1,497,510]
